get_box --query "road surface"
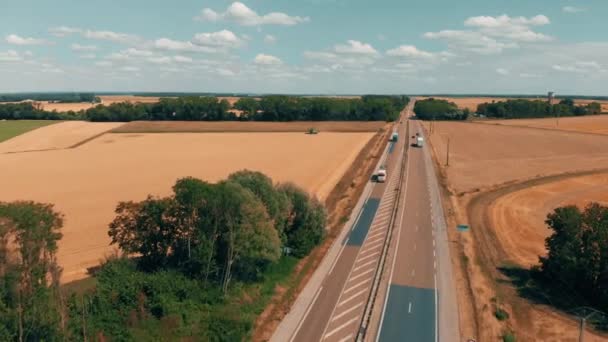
[376,118,460,342]
[288,103,412,342]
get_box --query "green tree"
[0,201,64,341]
[278,183,326,257]
[108,197,178,270]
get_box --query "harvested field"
[113,120,387,133]
[98,95,161,105]
[0,121,123,153]
[0,130,376,282]
[423,121,608,341]
[491,172,608,268]
[0,120,58,143]
[488,114,608,135]
[423,121,608,194]
[39,102,97,112]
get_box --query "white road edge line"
[289,286,323,342]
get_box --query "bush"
[414,98,468,120]
[503,332,516,342]
[495,308,509,321]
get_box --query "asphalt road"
[376,118,460,342]
[290,104,412,342]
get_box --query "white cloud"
[425,14,552,55]
[196,2,309,26]
[264,34,277,44]
[154,38,216,53]
[95,61,112,67]
[519,73,540,78]
[254,53,282,65]
[174,55,193,63]
[121,66,140,72]
[496,68,509,75]
[563,6,585,13]
[553,61,606,73]
[83,30,140,44]
[71,43,98,52]
[79,53,96,59]
[425,30,515,54]
[49,26,82,37]
[192,30,242,48]
[386,45,434,59]
[334,40,378,55]
[6,34,48,45]
[106,48,154,61]
[0,50,22,62]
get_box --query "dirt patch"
[485,114,608,135]
[251,125,391,341]
[0,121,123,153]
[113,121,387,133]
[0,131,374,283]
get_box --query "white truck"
[376,168,387,183]
[416,135,424,147]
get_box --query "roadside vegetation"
[0,95,409,123]
[477,98,602,119]
[0,170,327,340]
[0,120,58,143]
[414,98,470,120]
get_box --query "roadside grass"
[0,120,58,143]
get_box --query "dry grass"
[0,129,374,283]
[98,95,162,105]
[488,114,608,135]
[113,120,387,133]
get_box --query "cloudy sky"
[1,0,607,94]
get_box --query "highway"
[273,99,459,342]
[375,118,460,342]
[289,102,412,342]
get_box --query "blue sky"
[1,0,607,94]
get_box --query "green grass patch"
[0,120,58,143]
[502,331,516,342]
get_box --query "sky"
[1,0,607,95]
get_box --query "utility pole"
[579,316,585,342]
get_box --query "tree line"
[477,99,602,119]
[0,170,326,340]
[0,93,98,103]
[413,98,470,121]
[0,95,409,122]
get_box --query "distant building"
[548,91,555,105]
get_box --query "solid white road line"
[408,302,412,313]
[324,317,359,339]
[331,302,364,322]
[338,288,369,307]
[290,286,323,342]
